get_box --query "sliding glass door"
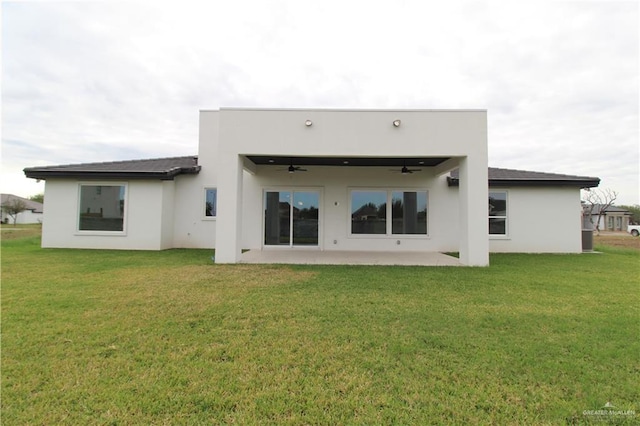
[292,192,319,246]
[264,190,319,247]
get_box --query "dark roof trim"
[246,155,450,167]
[24,156,200,181]
[584,204,633,214]
[24,170,195,181]
[448,167,600,189]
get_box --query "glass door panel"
[292,191,319,246]
[264,191,291,245]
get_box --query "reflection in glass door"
[264,190,319,246]
[264,191,291,245]
[293,192,319,245]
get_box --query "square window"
[79,185,125,232]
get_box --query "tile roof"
[585,204,632,214]
[24,156,200,180]
[1,194,44,213]
[448,167,600,188]
[24,156,600,189]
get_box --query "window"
[488,191,507,235]
[351,190,428,236]
[392,191,428,235]
[351,191,387,235]
[205,188,217,217]
[79,184,125,232]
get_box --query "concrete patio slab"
[240,250,460,266]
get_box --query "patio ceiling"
[245,155,451,168]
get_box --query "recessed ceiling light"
[343,160,349,165]
[268,159,275,163]
[418,161,424,165]
[305,119,313,127]
[393,119,401,127]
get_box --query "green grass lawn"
[2,233,638,425]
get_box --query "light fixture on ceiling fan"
[287,164,307,173]
[277,161,308,173]
[390,164,422,175]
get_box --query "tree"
[29,193,44,204]
[582,188,618,234]
[1,198,28,225]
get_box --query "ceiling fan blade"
[281,165,308,173]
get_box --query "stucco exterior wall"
[170,111,220,249]
[489,186,582,253]
[215,108,487,157]
[173,111,218,248]
[172,175,217,249]
[159,181,175,249]
[42,179,174,250]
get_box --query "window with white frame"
[392,191,428,235]
[351,190,428,236]
[205,188,217,217]
[351,191,387,234]
[78,184,126,232]
[488,191,507,235]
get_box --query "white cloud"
[1,0,638,203]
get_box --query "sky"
[2,0,638,204]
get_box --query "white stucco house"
[1,194,44,224]
[24,108,600,266]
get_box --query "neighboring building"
[583,204,633,231]
[24,108,600,265]
[1,194,44,224]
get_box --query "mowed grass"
[2,233,639,425]
[0,223,43,240]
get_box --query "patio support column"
[458,156,489,266]
[215,153,243,263]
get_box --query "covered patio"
[213,108,489,266]
[240,249,460,266]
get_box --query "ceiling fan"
[277,163,308,173]
[390,165,422,175]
